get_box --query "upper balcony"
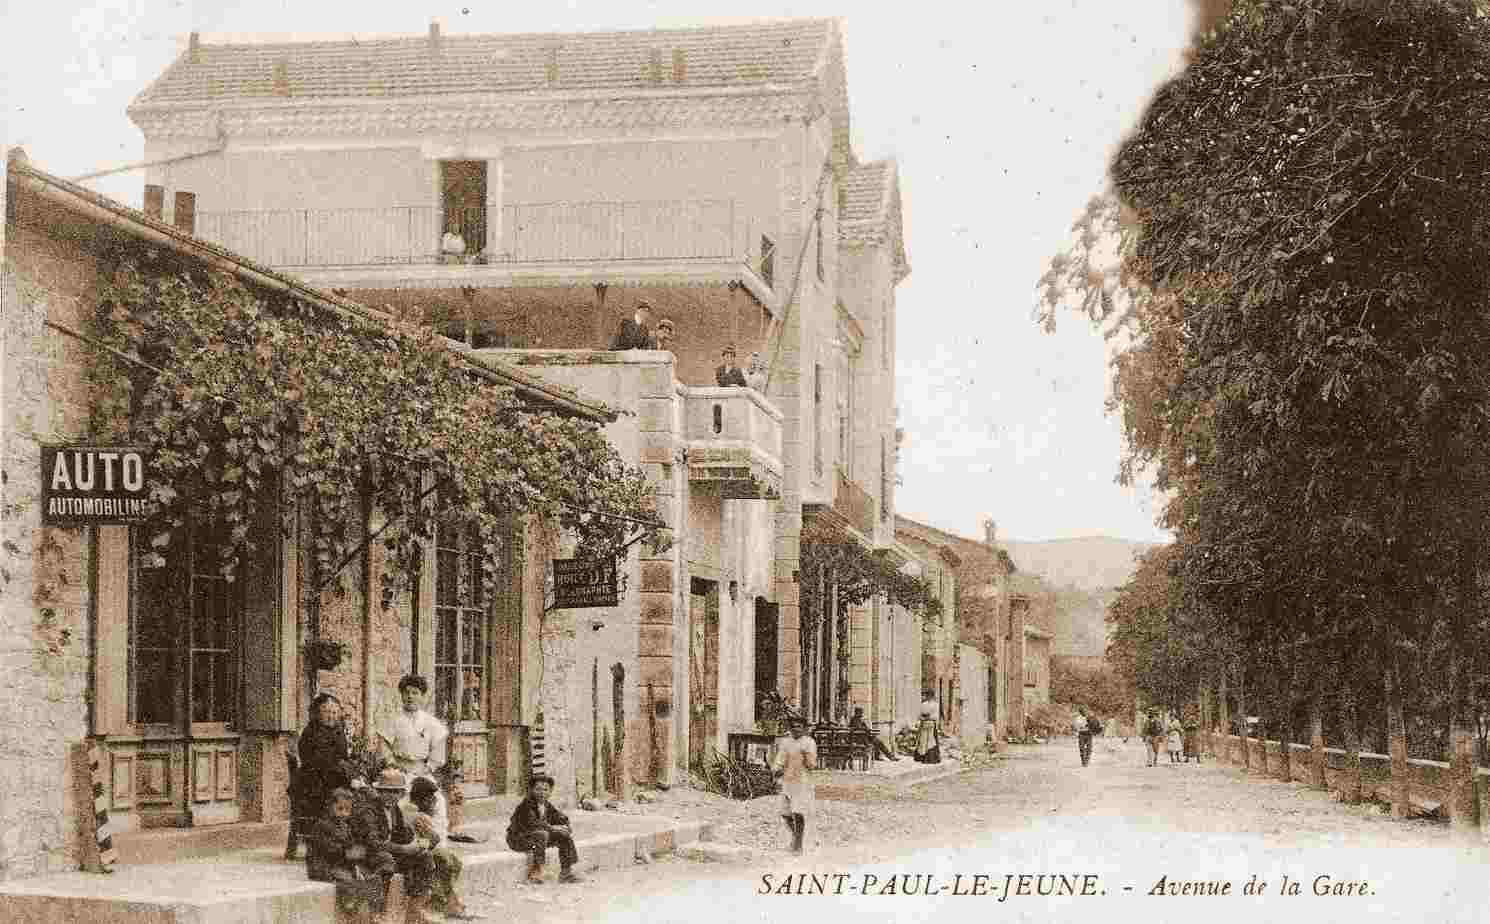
[679,385,783,500]
[193,200,777,304]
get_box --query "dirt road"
[461,739,1487,924]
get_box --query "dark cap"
[529,773,556,787]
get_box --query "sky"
[3,0,1193,545]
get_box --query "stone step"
[0,815,709,924]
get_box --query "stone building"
[0,150,660,878]
[893,515,1026,742]
[127,19,913,764]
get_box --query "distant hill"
[1001,536,1158,593]
[1001,537,1160,659]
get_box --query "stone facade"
[488,350,782,781]
[1,154,613,881]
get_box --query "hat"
[722,344,737,357]
[529,773,556,788]
[373,768,408,791]
[635,301,652,314]
[657,317,675,331]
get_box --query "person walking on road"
[1143,710,1166,767]
[1073,706,1096,767]
[772,717,818,855]
[1166,717,1183,764]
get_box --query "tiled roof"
[131,20,837,108]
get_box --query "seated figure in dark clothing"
[354,768,439,924]
[287,692,355,860]
[307,787,395,915]
[715,345,748,387]
[611,303,654,350]
[849,706,900,761]
[507,774,582,884]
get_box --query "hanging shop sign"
[551,557,619,609]
[40,445,153,525]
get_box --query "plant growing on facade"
[84,254,656,606]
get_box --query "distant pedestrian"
[914,691,942,763]
[1143,711,1165,767]
[772,717,818,854]
[1182,719,1201,763]
[1073,707,1095,767]
[1166,719,1183,764]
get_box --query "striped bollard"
[87,739,117,872]
[530,710,547,776]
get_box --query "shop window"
[434,520,488,724]
[130,523,241,727]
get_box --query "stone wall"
[957,644,991,749]
[2,198,103,879]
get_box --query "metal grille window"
[435,521,487,724]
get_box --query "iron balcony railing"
[194,200,771,272]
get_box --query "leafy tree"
[1041,0,1490,808]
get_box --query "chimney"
[429,21,442,59]
[143,185,165,219]
[646,48,664,84]
[188,32,201,64]
[982,517,997,548]
[174,191,196,234]
[544,45,559,84]
[672,48,687,82]
[272,59,290,96]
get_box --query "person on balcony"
[610,302,654,350]
[440,222,467,265]
[653,317,676,352]
[715,345,748,387]
[745,350,767,390]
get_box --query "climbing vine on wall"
[86,253,655,605]
[797,518,943,634]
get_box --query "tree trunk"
[1275,636,1293,783]
[1309,668,1327,790]
[1384,650,1411,819]
[1338,678,1363,805]
[1448,561,1479,834]
[1236,659,1249,773]
[1218,666,1230,764]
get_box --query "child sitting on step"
[404,777,478,919]
[307,787,395,915]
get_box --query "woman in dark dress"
[286,692,356,860]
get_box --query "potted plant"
[303,639,349,672]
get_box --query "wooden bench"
[812,724,875,771]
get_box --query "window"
[879,436,890,521]
[814,363,824,479]
[130,523,241,727]
[434,520,487,724]
[816,220,825,283]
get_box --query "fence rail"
[194,200,764,270]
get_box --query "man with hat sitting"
[653,317,676,352]
[715,345,748,387]
[355,768,439,923]
[506,774,582,884]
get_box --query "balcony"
[679,385,783,500]
[193,200,776,302]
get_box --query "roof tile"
[132,20,836,108]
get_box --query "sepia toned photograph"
[3,2,1489,922]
